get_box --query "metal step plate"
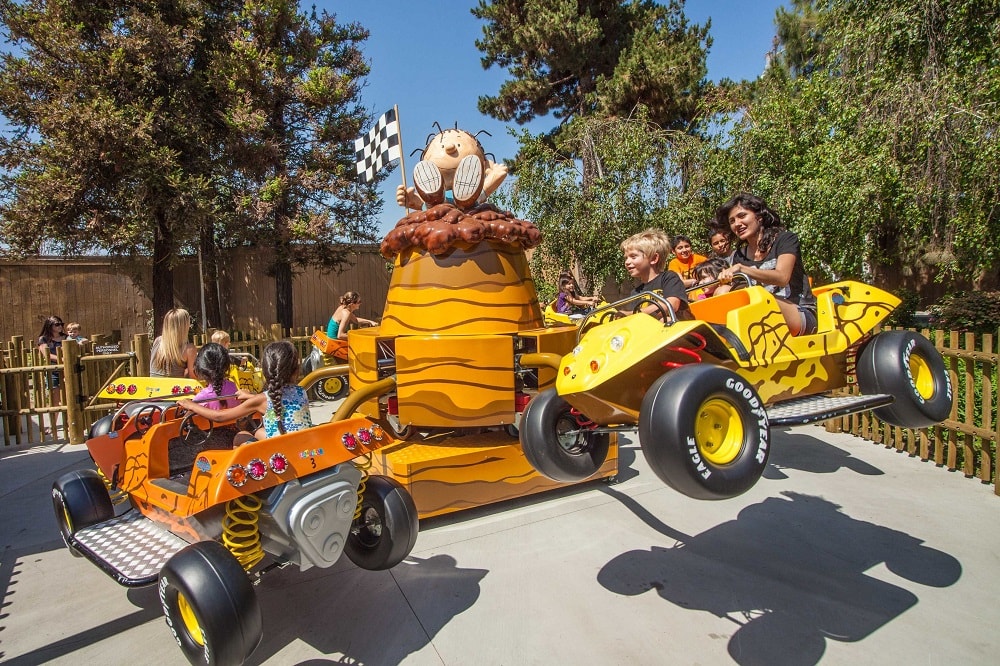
[70,510,190,587]
[767,393,895,427]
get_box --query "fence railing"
[4,325,998,496]
[825,329,999,496]
[1,325,319,446]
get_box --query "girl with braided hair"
[178,340,312,443]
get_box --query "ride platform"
[367,431,618,519]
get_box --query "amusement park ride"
[50,124,951,666]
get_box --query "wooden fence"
[3,325,997,496]
[825,329,999,495]
[0,328,317,446]
[0,246,391,345]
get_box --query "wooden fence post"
[133,334,150,376]
[62,339,86,445]
[270,323,283,341]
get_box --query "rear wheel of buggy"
[520,389,610,482]
[345,475,418,571]
[51,470,115,556]
[639,365,769,500]
[315,374,349,401]
[159,541,262,666]
[856,330,952,428]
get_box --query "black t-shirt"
[732,229,816,310]
[631,270,689,316]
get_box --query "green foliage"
[886,288,920,329]
[687,0,1000,283]
[929,291,1000,334]
[0,0,380,328]
[473,0,711,131]
[497,111,707,291]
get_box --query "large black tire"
[345,475,418,571]
[638,365,770,500]
[855,330,952,428]
[314,374,349,401]
[158,541,262,666]
[519,389,610,482]
[51,469,115,555]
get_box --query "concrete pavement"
[1,400,998,665]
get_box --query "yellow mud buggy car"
[519,280,952,499]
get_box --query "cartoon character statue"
[396,124,508,211]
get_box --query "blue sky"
[324,0,787,236]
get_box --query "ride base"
[368,432,618,519]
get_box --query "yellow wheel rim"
[323,377,344,394]
[62,503,73,533]
[177,592,205,647]
[695,397,745,466]
[909,354,935,401]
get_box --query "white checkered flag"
[355,106,403,184]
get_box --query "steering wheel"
[179,411,213,446]
[633,297,670,322]
[133,404,162,436]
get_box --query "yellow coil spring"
[353,454,372,521]
[222,495,265,571]
[95,466,129,506]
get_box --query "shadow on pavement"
[247,553,487,665]
[763,428,884,480]
[596,490,961,666]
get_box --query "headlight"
[609,335,625,352]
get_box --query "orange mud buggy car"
[519,280,952,500]
[301,329,350,401]
[52,381,417,666]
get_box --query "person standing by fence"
[150,308,197,378]
[36,315,66,407]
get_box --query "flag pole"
[394,104,411,215]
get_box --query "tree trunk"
[274,253,293,330]
[152,209,175,337]
[200,224,222,329]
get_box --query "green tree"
[705,0,1000,285]
[498,110,702,293]
[474,0,710,131]
[213,0,380,328]
[475,0,713,285]
[0,0,229,331]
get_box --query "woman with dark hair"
[37,315,66,406]
[715,193,817,335]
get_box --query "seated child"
[192,343,239,410]
[692,258,731,299]
[620,229,690,319]
[210,330,231,349]
[178,340,312,443]
[556,273,600,314]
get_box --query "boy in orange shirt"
[666,234,708,288]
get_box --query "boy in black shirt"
[621,228,689,320]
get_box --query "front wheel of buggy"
[52,469,115,556]
[159,541,262,666]
[856,330,952,429]
[345,475,418,571]
[639,365,770,500]
[520,389,610,482]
